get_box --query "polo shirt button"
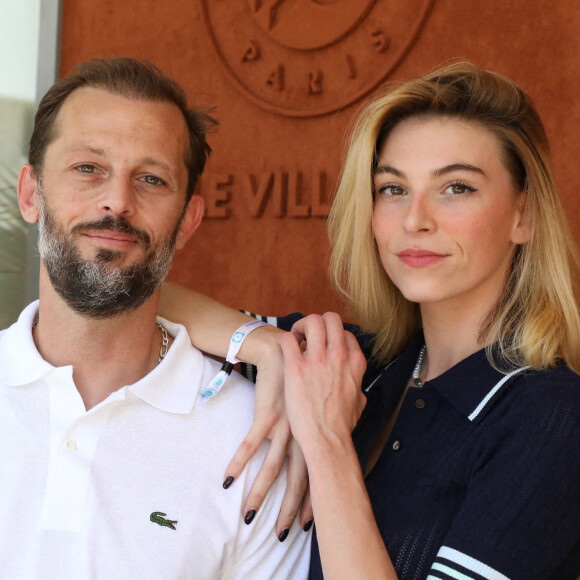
[65,440,77,451]
[392,440,401,451]
[415,398,426,409]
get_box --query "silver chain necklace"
[156,322,169,365]
[412,345,427,387]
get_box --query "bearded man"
[0,57,310,579]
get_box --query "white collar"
[0,302,204,415]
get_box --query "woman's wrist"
[299,424,358,468]
[237,324,285,367]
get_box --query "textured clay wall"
[60,0,580,319]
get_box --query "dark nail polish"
[223,475,234,489]
[244,509,256,525]
[278,528,289,542]
[303,519,314,532]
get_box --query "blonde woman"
[161,63,580,579]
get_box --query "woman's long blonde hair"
[329,62,580,372]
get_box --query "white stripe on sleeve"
[432,546,511,580]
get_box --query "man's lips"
[82,231,139,249]
[72,217,151,249]
[396,248,447,267]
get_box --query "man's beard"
[37,189,181,319]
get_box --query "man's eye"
[76,164,97,174]
[141,175,164,186]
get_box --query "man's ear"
[18,165,40,224]
[510,191,532,245]
[176,194,204,249]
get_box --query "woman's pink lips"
[397,249,447,268]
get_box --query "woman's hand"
[279,312,367,454]
[279,314,398,579]
[222,330,313,537]
[159,284,313,534]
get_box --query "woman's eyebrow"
[374,163,486,178]
[432,163,486,177]
[374,165,406,178]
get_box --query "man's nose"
[98,177,137,218]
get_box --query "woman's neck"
[419,299,491,381]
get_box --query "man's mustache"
[71,216,151,250]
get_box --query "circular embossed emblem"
[201,0,435,117]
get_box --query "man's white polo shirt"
[0,302,311,579]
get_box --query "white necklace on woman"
[412,345,427,387]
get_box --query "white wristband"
[200,320,268,401]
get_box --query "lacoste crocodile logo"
[150,511,178,530]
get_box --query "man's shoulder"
[155,316,256,411]
[160,317,254,381]
[0,302,36,340]
[0,303,43,385]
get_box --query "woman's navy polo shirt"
[267,313,580,580]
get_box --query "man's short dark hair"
[29,57,217,203]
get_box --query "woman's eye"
[141,175,164,186]
[377,184,406,196]
[445,182,476,195]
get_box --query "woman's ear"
[18,165,40,224]
[511,191,532,244]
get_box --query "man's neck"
[34,272,166,411]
